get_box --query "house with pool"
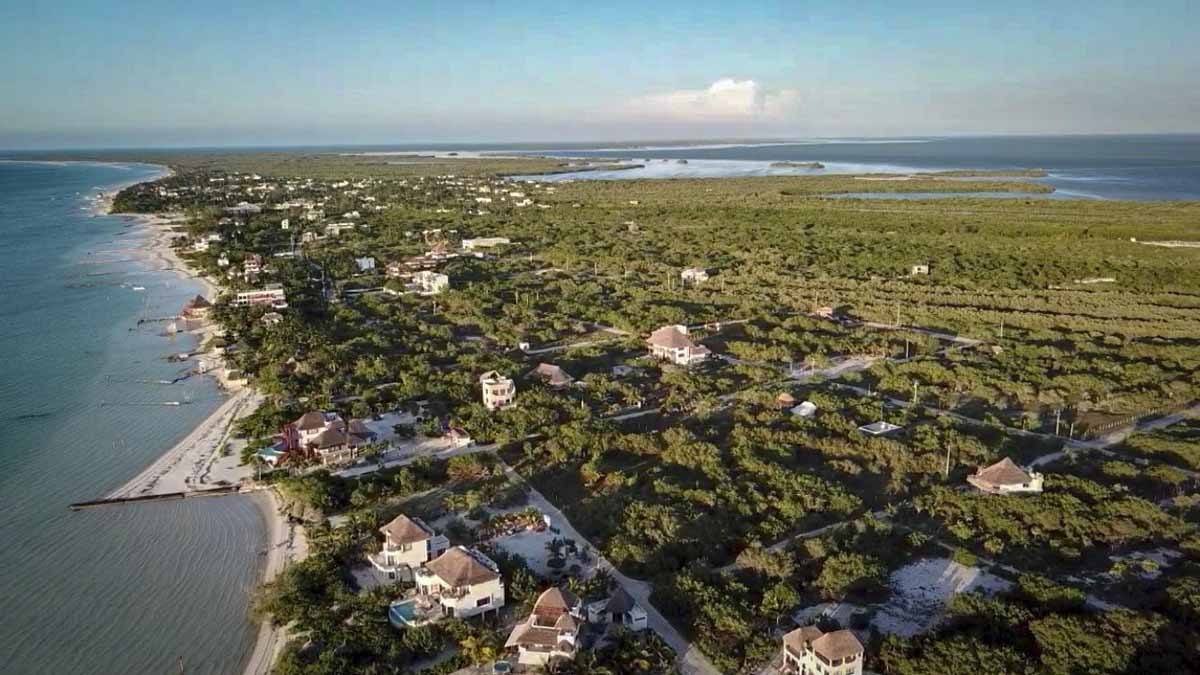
[389,546,505,627]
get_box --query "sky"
[1,0,1197,148]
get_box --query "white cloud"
[624,78,801,122]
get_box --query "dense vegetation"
[106,152,1200,674]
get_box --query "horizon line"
[3,131,1200,155]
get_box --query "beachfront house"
[781,625,865,675]
[910,264,931,276]
[370,514,450,581]
[169,295,212,332]
[505,587,584,666]
[480,371,515,411]
[681,267,710,284]
[585,588,648,632]
[412,547,506,620]
[233,284,287,309]
[287,411,375,466]
[410,270,449,295]
[646,324,711,366]
[532,363,574,388]
[354,256,376,273]
[967,457,1045,494]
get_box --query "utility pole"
[999,319,1005,340]
[944,445,951,479]
[1055,408,1062,436]
[905,338,910,360]
[912,380,919,405]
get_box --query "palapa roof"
[534,363,574,387]
[183,294,211,310]
[295,410,333,431]
[646,325,696,349]
[347,418,374,440]
[309,426,349,450]
[380,514,433,545]
[532,587,579,621]
[783,626,863,662]
[505,624,572,649]
[605,587,637,614]
[424,547,499,586]
[972,457,1033,486]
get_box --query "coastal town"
[103,154,1200,675]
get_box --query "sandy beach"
[101,171,308,675]
[243,490,308,675]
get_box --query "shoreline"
[99,167,305,675]
[243,489,308,675]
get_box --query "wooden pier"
[68,485,246,510]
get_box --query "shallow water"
[0,161,264,675]
[499,135,1200,200]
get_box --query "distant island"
[922,168,1048,178]
[771,161,825,169]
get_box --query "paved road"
[503,465,723,675]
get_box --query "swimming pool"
[388,599,418,627]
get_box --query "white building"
[480,371,515,411]
[355,256,376,273]
[461,237,511,251]
[967,457,1045,494]
[505,588,584,666]
[781,625,864,675]
[681,267,710,284]
[790,401,818,418]
[233,285,288,309]
[585,588,648,632]
[370,514,450,581]
[414,547,506,620]
[410,270,449,295]
[325,222,356,237]
[911,264,930,276]
[646,325,711,366]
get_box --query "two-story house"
[480,371,516,411]
[414,546,506,620]
[505,587,583,666]
[370,514,450,581]
[781,625,864,675]
[646,324,711,366]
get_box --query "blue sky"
[1,0,1197,148]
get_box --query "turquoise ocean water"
[0,161,264,674]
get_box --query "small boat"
[131,285,146,291]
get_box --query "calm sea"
[0,161,264,674]
[488,134,1200,200]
